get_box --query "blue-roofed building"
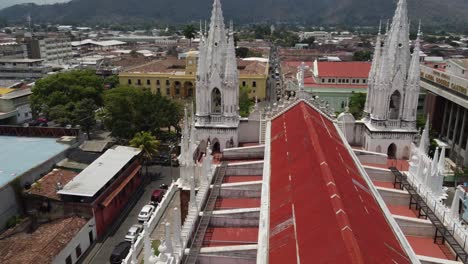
[0,135,71,229]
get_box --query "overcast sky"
[0,0,70,9]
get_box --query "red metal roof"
[203,227,259,247]
[268,102,410,264]
[317,61,371,78]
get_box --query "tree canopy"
[348,92,366,119]
[103,87,183,140]
[31,70,104,118]
[239,86,253,117]
[353,50,372,61]
[130,131,160,175]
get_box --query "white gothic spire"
[402,21,422,121]
[365,21,383,113]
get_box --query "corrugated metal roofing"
[58,146,141,197]
[268,102,410,264]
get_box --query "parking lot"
[83,165,179,264]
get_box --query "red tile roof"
[268,102,410,264]
[317,61,371,78]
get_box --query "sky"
[0,0,70,9]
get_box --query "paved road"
[84,165,179,264]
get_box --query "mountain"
[0,0,467,30]
[0,0,70,10]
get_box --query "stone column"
[440,101,449,138]
[451,187,463,219]
[172,207,182,249]
[189,176,197,209]
[446,102,454,141]
[458,109,467,148]
[131,240,137,264]
[144,221,153,264]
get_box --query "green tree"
[31,70,104,118]
[75,99,97,139]
[300,36,315,47]
[239,86,253,117]
[130,131,160,176]
[353,50,372,61]
[182,24,197,47]
[104,75,120,88]
[236,47,249,58]
[103,87,183,140]
[348,92,366,119]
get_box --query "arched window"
[387,143,397,159]
[211,88,222,114]
[388,90,401,120]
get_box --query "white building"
[446,58,468,79]
[0,59,52,80]
[194,0,239,152]
[25,36,73,64]
[0,88,33,124]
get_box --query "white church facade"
[194,0,240,152]
[339,0,422,160]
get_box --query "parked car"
[151,189,165,204]
[138,204,155,222]
[125,224,142,242]
[109,241,131,264]
[159,183,169,190]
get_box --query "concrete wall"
[364,166,394,182]
[220,183,262,198]
[223,146,265,161]
[53,218,97,264]
[226,161,263,176]
[376,187,410,206]
[210,209,259,227]
[394,215,436,237]
[239,119,260,144]
[354,149,388,165]
[0,146,70,229]
[0,186,18,229]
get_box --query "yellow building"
[118,52,269,101]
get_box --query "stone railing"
[121,183,178,264]
[407,144,468,252]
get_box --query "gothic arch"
[387,143,397,159]
[376,145,382,153]
[403,146,410,160]
[211,138,221,153]
[388,90,401,120]
[211,88,222,114]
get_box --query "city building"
[118,53,269,101]
[300,31,332,41]
[71,39,127,52]
[281,60,371,111]
[0,42,27,59]
[0,215,95,264]
[422,58,468,166]
[117,1,466,264]
[0,130,76,229]
[58,146,143,238]
[23,35,73,64]
[0,58,52,80]
[0,88,33,124]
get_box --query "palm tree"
[182,24,197,47]
[130,131,160,176]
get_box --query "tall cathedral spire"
[368,0,410,120]
[402,22,422,121]
[365,21,382,114]
[194,0,240,151]
[224,21,239,117]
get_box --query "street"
[83,165,179,264]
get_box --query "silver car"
[125,224,142,242]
